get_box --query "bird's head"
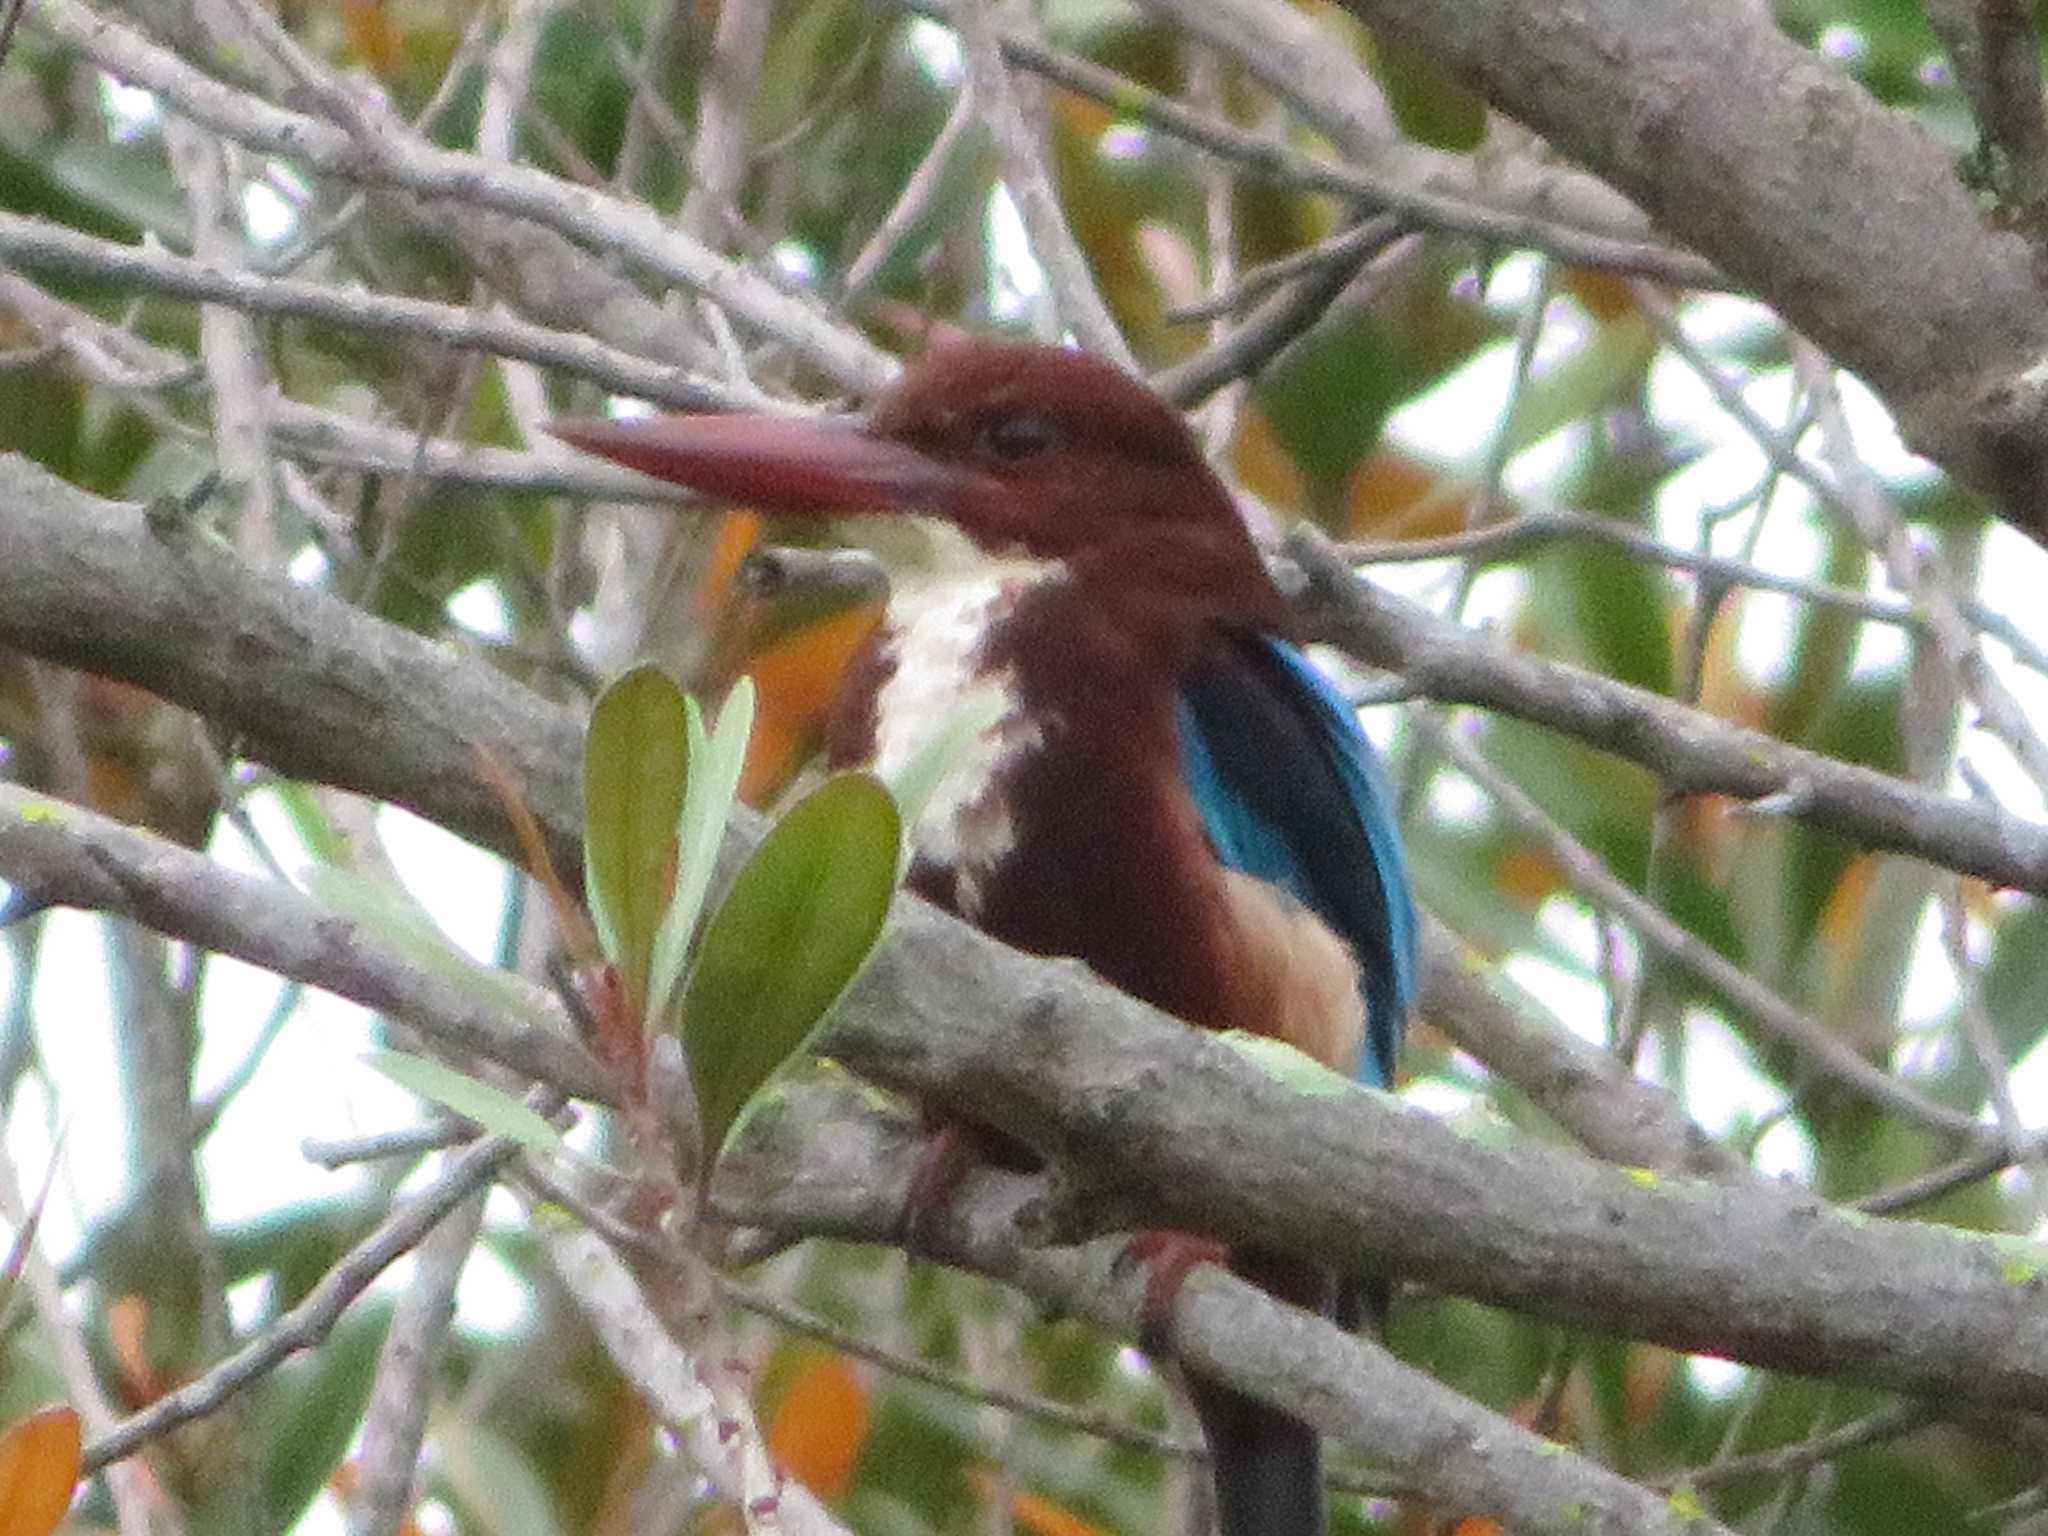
[550,339,1273,597]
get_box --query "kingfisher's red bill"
[547,411,989,518]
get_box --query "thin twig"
[1167,215,1403,323]
[897,0,1721,286]
[614,0,691,193]
[190,981,303,1139]
[949,0,1134,366]
[80,1128,525,1474]
[0,0,27,69]
[1153,220,1415,405]
[1942,873,2044,1225]
[1793,338,2048,791]
[0,1142,159,1536]
[1678,1403,1931,1491]
[302,1120,479,1168]
[1188,45,1246,460]
[842,83,979,299]
[1408,708,1985,1140]
[1856,1126,2048,1215]
[1471,258,1555,532]
[1637,290,2048,795]
[31,0,895,391]
[351,1183,490,1536]
[0,211,760,411]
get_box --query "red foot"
[898,1116,983,1247]
[1118,1229,1230,1354]
[897,1113,1039,1248]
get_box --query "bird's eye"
[982,414,1056,462]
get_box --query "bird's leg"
[896,1112,980,1247]
[896,1111,1037,1248]
[1117,1228,1232,1353]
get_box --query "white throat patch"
[871,560,1065,915]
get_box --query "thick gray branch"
[0,456,585,866]
[722,1079,1735,1536]
[0,783,607,1100]
[809,904,2048,1413]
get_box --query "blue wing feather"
[1177,637,1418,1087]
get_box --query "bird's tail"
[1190,1373,1325,1536]
[1190,1248,1332,1536]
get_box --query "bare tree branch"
[1412,709,1978,1137]
[905,0,1724,286]
[723,1077,1739,1536]
[0,783,606,1099]
[1284,527,2048,896]
[79,1129,524,1475]
[10,460,2048,1447]
[28,0,895,394]
[951,0,1134,365]
[0,212,759,413]
[349,1189,488,1536]
[1418,918,1746,1180]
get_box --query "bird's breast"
[865,559,1068,917]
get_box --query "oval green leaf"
[584,664,690,1012]
[648,677,755,1026]
[304,865,556,1031]
[677,772,900,1159]
[365,1048,564,1154]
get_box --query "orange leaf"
[765,1354,869,1502]
[474,742,599,967]
[1562,269,1639,323]
[0,1407,81,1536]
[1817,854,1878,957]
[338,0,402,78]
[107,1295,166,1405]
[1004,1485,1113,1536]
[1227,406,1307,516]
[1049,90,1114,153]
[1345,448,1479,540]
[966,1470,1112,1536]
[332,1458,433,1536]
[1620,1345,1681,1428]
[1494,844,1562,907]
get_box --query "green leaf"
[1215,1030,1354,1095]
[364,1050,564,1154]
[648,677,755,1025]
[437,1416,569,1536]
[1365,30,1488,151]
[269,780,348,866]
[678,773,900,1158]
[584,664,690,1009]
[303,866,556,1031]
[251,1302,391,1530]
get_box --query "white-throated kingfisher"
[553,337,1419,1536]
